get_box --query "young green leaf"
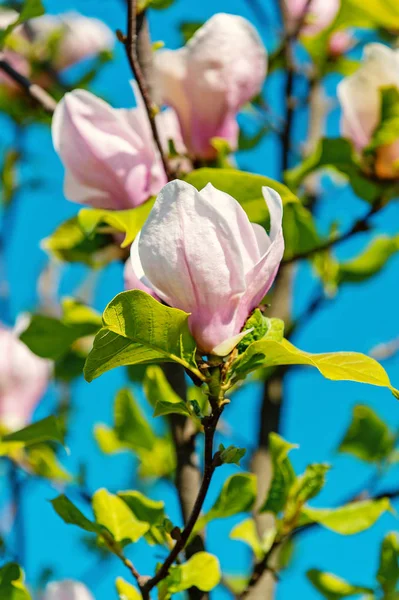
[307,569,373,600]
[337,235,399,285]
[194,474,257,532]
[301,498,392,534]
[260,433,297,515]
[26,445,72,482]
[113,388,155,451]
[164,552,221,595]
[377,532,399,594]
[84,291,201,382]
[232,338,399,398]
[338,405,395,463]
[78,200,154,248]
[144,366,191,417]
[230,519,264,560]
[285,464,330,521]
[2,416,65,448]
[218,444,246,466]
[92,489,149,545]
[51,495,104,536]
[0,563,31,600]
[115,577,141,600]
[118,490,165,526]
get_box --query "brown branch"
[119,0,171,181]
[142,397,224,595]
[0,59,57,113]
[283,197,385,264]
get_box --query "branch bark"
[0,59,56,113]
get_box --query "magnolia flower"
[154,13,267,159]
[28,12,114,70]
[284,0,352,55]
[52,83,182,209]
[338,43,399,179]
[43,580,94,600]
[130,180,284,356]
[0,326,50,430]
[124,257,158,299]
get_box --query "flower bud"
[130,180,284,356]
[43,580,94,600]
[0,326,50,430]
[29,12,114,70]
[284,0,340,36]
[154,13,267,159]
[52,83,182,209]
[338,43,399,179]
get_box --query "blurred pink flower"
[0,325,50,430]
[43,580,94,600]
[28,12,114,70]
[285,0,339,36]
[155,13,267,159]
[338,43,399,179]
[130,180,284,356]
[328,30,354,57]
[52,82,183,209]
[124,257,159,299]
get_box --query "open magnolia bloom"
[52,83,183,209]
[0,325,50,430]
[338,43,399,179]
[43,580,94,600]
[154,13,267,159]
[130,180,284,356]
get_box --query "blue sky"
[1,0,399,598]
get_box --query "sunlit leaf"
[92,489,149,545]
[307,569,372,599]
[231,338,399,398]
[260,433,297,514]
[84,291,200,382]
[164,552,221,595]
[218,444,246,466]
[26,444,72,482]
[116,577,141,600]
[144,366,191,417]
[301,498,392,534]
[230,519,264,560]
[377,532,399,594]
[338,405,395,463]
[2,416,65,448]
[0,563,31,600]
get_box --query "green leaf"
[116,578,141,600]
[179,21,203,43]
[26,444,72,482]
[51,494,104,536]
[20,299,101,360]
[78,200,154,249]
[377,532,399,594]
[338,405,395,463]
[84,291,200,382]
[0,563,31,600]
[285,138,387,203]
[237,315,284,355]
[92,489,149,545]
[230,519,264,560]
[337,235,399,285]
[113,388,155,452]
[0,0,45,46]
[144,366,191,417]
[42,216,120,267]
[307,569,373,600]
[238,126,270,151]
[285,464,330,520]
[194,474,257,533]
[118,490,165,525]
[218,444,246,466]
[260,433,297,514]
[366,87,399,155]
[301,497,392,534]
[164,552,221,595]
[2,416,65,448]
[137,437,176,479]
[231,338,399,398]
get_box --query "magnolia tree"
[1,0,399,599]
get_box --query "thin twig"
[283,198,384,264]
[142,399,224,594]
[0,59,57,114]
[120,0,171,181]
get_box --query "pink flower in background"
[43,580,94,600]
[52,83,183,209]
[328,30,354,57]
[285,0,339,36]
[338,43,399,179]
[28,12,114,70]
[154,13,267,159]
[131,180,284,356]
[0,325,50,430]
[124,257,159,299]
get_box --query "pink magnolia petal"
[338,44,399,151]
[124,256,158,299]
[43,580,94,600]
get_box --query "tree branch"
[0,59,57,114]
[120,0,171,181]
